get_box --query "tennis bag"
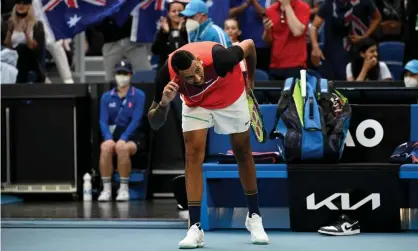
[270,72,351,163]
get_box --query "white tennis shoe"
[116,189,130,201]
[178,223,204,249]
[97,190,112,202]
[245,213,269,244]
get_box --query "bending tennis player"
[148,40,269,248]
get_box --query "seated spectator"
[98,60,146,202]
[404,59,418,87]
[4,0,45,83]
[1,21,19,84]
[310,0,382,80]
[262,0,310,80]
[229,0,271,71]
[346,38,392,81]
[181,0,231,47]
[152,1,188,71]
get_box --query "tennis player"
[148,40,269,248]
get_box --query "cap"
[114,60,133,73]
[181,0,208,17]
[404,59,418,74]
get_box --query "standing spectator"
[97,15,152,82]
[229,0,272,71]
[181,0,231,47]
[98,60,145,202]
[404,60,418,87]
[346,38,392,81]
[1,21,19,84]
[4,0,45,83]
[262,0,310,80]
[152,1,188,71]
[310,0,382,80]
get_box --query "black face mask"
[15,11,28,18]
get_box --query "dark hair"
[225,17,240,29]
[350,38,380,80]
[171,50,195,73]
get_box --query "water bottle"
[83,173,92,201]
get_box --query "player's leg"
[214,91,269,244]
[179,105,212,249]
[98,140,116,201]
[114,141,137,201]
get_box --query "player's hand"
[263,18,273,30]
[161,81,179,105]
[101,140,115,153]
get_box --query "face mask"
[16,11,28,18]
[115,75,130,87]
[404,76,418,87]
[186,19,200,33]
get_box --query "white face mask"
[404,76,418,87]
[186,19,200,33]
[115,75,131,87]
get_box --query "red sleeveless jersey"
[167,42,245,109]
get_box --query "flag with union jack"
[41,0,126,40]
[113,0,165,43]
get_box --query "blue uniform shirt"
[188,18,232,47]
[100,86,145,142]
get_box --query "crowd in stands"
[1,0,418,85]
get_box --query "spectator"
[229,0,272,71]
[224,18,241,44]
[98,60,145,202]
[346,38,392,81]
[181,0,231,47]
[1,20,19,84]
[97,15,152,82]
[4,0,45,83]
[262,0,310,80]
[310,0,382,80]
[404,59,418,87]
[152,1,188,71]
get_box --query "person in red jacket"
[147,40,269,249]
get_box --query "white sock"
[120,177,129,191]
[102,177,111,192]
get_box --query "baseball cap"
[404,59,418,74]
[180,0,208,17]
[114,60,133,73]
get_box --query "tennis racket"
[247,89,267,143]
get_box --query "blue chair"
[255,69,269,81]
[132,70,156,83]
[150,55,159,71]
[379,42,405,80]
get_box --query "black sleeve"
[212,44,244,77]
[154,61,170,103]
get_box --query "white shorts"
[182,91,251,134]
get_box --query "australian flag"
[114,0,165,43]
[42,0,126,40]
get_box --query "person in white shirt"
[346,38,392,81]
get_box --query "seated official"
[98,60,145,202]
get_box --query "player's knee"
[185,145,205,164]
[115,143,130,157]
[100,141,115,154]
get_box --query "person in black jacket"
[151,1,188,71]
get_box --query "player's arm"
[147,63,172,131]
[237,39,257,89]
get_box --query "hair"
[224,17,240,30]
[350,38,380,81]
[171,50,195,73]
[11,4,36,31]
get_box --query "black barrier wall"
[1,83,418,196]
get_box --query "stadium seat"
[379,42,405,80]
[132,70,156,83]
[150,55,159,70]
[255,69,269,81]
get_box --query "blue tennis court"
[2,226,418,251]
